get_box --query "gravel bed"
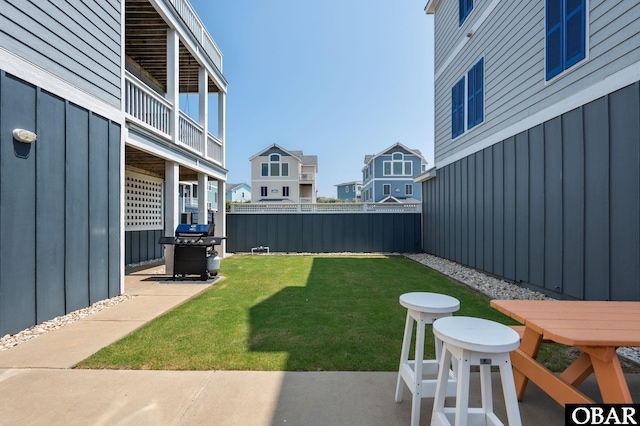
[404,253,640,366]
[0,295,134,352]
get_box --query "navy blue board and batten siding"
[0,71,121,337]
[226,213,421,254]
[422,82,640,301]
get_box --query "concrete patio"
[0,265,637,425]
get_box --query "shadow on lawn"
[247,256,468,372]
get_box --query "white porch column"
[218,91,226,167]
[198,173,208,225]
[217,91,227,256]
[215,180,226,257]
[199,67,208,158]
[167,29,179,144]
[165,161,180,274]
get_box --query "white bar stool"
[395,292,460,426]
[431,316,522,426]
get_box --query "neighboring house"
[361,143,428,203]
[0,0,228,336]
[250,144,318,203]
[180,180,219,224]
[419,0,640,301]
[335,181,363,201]
[226,183,251,202]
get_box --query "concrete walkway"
[0,266,637,425]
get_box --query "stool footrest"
[433,409,503,426]
[398,362,457,399]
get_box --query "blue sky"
[189,0,435,198]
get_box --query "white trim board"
[0,46,123,123]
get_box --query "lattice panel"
[125,170,163,230]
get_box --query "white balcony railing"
[182,196,198,208]
[165,0,223,71]
[299,172,315,182]
[125,73,223,166]
[230,203,422,214]
[125,72,171,136]
[207,133,223,165]
[178,112,203,153]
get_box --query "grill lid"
[175,224,214,237]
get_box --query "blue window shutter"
[459,0,473,25]
[457,79,465,134]
[475,58,484,126]
[565,0,586,69]
[452,84,458,138]
[467,59,484,129]
[451,78,465,138]
[546,0,563,80]
[467,66,476,127]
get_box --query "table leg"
[559,352,593,386]
[580,346,633,404]
[510,348,594,406]
[512,326,543,400]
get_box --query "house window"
[459,0,473,25]
[467,58,484,129]
[451,77,465,138]
[405,184,413,196]
[405,161,412,176]
[383,184,391,196]
[261,154,289,177]
[346,186,349,193]
[283,186,290,196]
[452,58,484,137]
[384,153,413,176]
[393,161,403,175]
[261,186,267,197]
[546,0,586,80]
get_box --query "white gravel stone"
[404,253,640,366]
[0,294,134,352]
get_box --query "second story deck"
[124,0,227,167]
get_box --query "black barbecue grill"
[158,224,225,280]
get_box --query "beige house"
[250,144,318,203]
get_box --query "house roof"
[424,0,440,14]
[256,198,294,203]
[335,180,363,187]
[249,144,318,169]
[378,196,420,204]
[362,142,428,166]
[226,183,250,191]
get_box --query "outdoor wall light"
[13,129,37,143]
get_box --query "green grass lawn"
[78,255,566,371]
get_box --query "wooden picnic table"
[490,299,640,407]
